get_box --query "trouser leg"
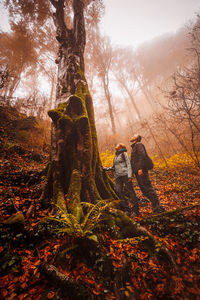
[122,176,139,214]
[115,176,130,212]
[136,171,160,211]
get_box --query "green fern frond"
[44,210,81,236]
[56,204,79,226]
[41,216,72,228]
[43,199,116,239]
[72,204,84,223]
[55,203,69,215]
[57,226,83,236]
[117,236,149,244]
[80,202,94,209]
[81,200,107,228]
[82,200,114,233]
[63,213,82,234]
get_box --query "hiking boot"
[139,198,148,207]
[153,206,165,214]
[123,210,131,217]
[129,209,139,217]
[129,212,137,218]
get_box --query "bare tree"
[0,25,38,99]
[89,32,116,134]
[112,47,168,165]
[163,18,200,168]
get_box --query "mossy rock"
[101,210,138,239]
[4,212,25,225]
[3,211,25,233]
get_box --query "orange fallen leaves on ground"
[131,277,140,290]
[85,277,95,285]
[124,290,130,297]
[188,287,200,295]
[0,275,9,287]
[176,256,181,264]
[7,292,17,300]
[1,288,8,298]
[18,293,29,300]
[1,149,200,299]
[91,288,100,295]
[47,291,55,298]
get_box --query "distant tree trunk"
[133,70,156,111]
[41,0,117,207]
[91,33,116,135]
[102,75,116,134]
[116,75,168,166]
[120,80,141,121]
[164,131,178,155]
[146,123,169,168]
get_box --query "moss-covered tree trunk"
[42,0,117,207]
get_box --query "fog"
[0,1,200,163]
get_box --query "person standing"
[103,143,139,216]
[130,135,165,214]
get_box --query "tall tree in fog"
[163,18,200,168]
[1,3,58,109]
[0,25,37,99]
[89,31,116,134]
[112,47,142,122]
[5,0,117,205]
[134,29,190,111]
[112,47,168,165]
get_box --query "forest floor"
[0,108,200,299]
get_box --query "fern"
[82,200,115,233]
[43,199,116,240]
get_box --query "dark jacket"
[131,142,149,173]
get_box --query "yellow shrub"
[101,151,199,171]
[100,150,115,167]
[153,153,198,170]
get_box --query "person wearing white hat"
[103,143,139,217]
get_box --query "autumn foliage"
[1,130,200,299]
[1,0,200,298]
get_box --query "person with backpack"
[130,135,165,214]
[103,143,139,217]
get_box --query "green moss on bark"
[43,60,118,208]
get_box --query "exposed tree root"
[143,203,200,221]
[113,260,137,300]
[39,262,89,299]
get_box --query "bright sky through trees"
[0,0,200,48]
[100,0,200,48]
[0,3,9,31]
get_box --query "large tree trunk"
[41,0,117,207]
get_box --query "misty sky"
[0,0,200,48]
[101,0,200,48]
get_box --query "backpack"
[145,155,154,170]
[121,152,126,162]
[143,146,154,170]
[136,142,154,170]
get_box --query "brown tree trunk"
[41,0,117,208]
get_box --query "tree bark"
[41,0,117,207]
